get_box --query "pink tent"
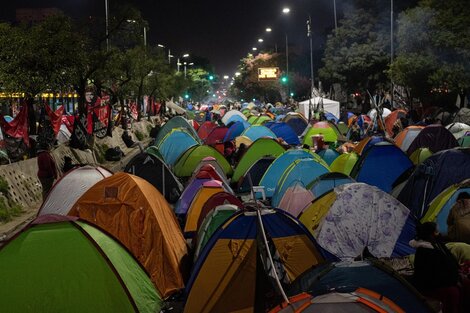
[277,181,314,217]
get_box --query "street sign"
[258,67,280,81]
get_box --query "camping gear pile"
[2,100,470,313]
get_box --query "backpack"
[105,147,124,161]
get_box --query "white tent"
[166,100,186,115]
[38,166,112,216]
[299,97,340,119]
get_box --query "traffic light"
[184,94,189,99]
[290,92,294,97]
[280,75,288,84]
[208,75,214,81]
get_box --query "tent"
[398,148,470,219]
[155,116,200,146]
[459,135,470,147]
[407,124,459,156]
[223,120,250,142]
[250,115,272,125]
[300,183,416,259]
[259,149,326,198]
[277,181,314,217]
[283,112,308,136]
[222,110,247,125]
[329,152,359,176]
[197,121,217,140]
[350,142,414,193]
[38,166,112,216]
[235,135,254,148]
[302,122,343,145]
[307,172,355,199]
[157,128,199,165]
[298,97,340,120]
[184,209,326,313]
[183,180,226,238]
[196,192,244,229]
[394,126,424,152]
[421,179,470,235]
[204,126,228,146]
[409,147,433,165]
[353,135,390,155]
[264,121,300,145]
[271,158,330,207]
[232,138,285,183]
[236,156,276,193]
[124,152,183,203]
[240,125,277,141]
[191,158,231,188]
[145,145,164,159]
[269,289,405,313]
[0,215,161,313]
[317,148,340,166]
[57,124,71,144]
[385,109,407,137]
[446,122,470,139]
[287,260,433,313]
[69,172,188,298]
[173,145,233,178]
[193,205,239,261]
[453,107,470,125]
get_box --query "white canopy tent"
[299,97,340,120]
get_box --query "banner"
[0,104,29,146]
[45,104,64,136]
[70,112,90,150]
[92,95,111,139]
[130,101,138,120]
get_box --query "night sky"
[1,1,341,75]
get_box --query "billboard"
[258,67,280,81]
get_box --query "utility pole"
[307,16,314,98]
[105,0,109,51]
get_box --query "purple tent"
[407,124,459,156]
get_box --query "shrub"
[0,177,9,195]
[135,130,144,141]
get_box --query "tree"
[186,68,212,102]
[319,5,390,100]
[0,14,87,134]
[391,0,470,106]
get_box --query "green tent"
[173,145,233,177]
[329,152,359,176]
[0,216,161,313]
[155,116,200,146]
[232,138,286,182]
[193,204,239,261]
[459,136,470,147]
[252,115,272,125]
[409,147,433,165]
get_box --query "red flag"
[61,115,74,133]
[0,105,29,146]
[130,101,138,120]
[45,105,64,136]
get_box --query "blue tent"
[324,112,339,123]
[259,149,323,198]
[288,260,433,313]
[223,120,250,142]
[157,129,199,166]
[240,125,277,141]
[398,148,470,219]
[226,114,247,125]
[265,122,300,145]
[317,148,340,166]
[307,172,355,198]
[351,142,414,193]
[284,114,308,136]
[271,158,330,207]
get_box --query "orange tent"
[394,126,424,151]
[69,172,188,298]
[385,109,407,136]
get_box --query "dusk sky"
[2,1,343,75]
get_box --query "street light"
[157,44,164,48]
[258,38,263,43]
[265,27,272,32]
[177,54,190,72]
[282,7,290,95]
[252,47,257,51]
[282,7,290,14]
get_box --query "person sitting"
[410,222,461,313]
[448,192,470,244]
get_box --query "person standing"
[37,147,57,201]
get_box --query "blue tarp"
[265,122,300,145]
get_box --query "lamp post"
[333,0,338,31]
[177,54,190,73]
[307,16,314,98]
[105,0,109,51]
[390,0,394,108]
[265,27,277,52]
[282,7,290,96]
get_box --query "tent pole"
[248,174,290,304]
